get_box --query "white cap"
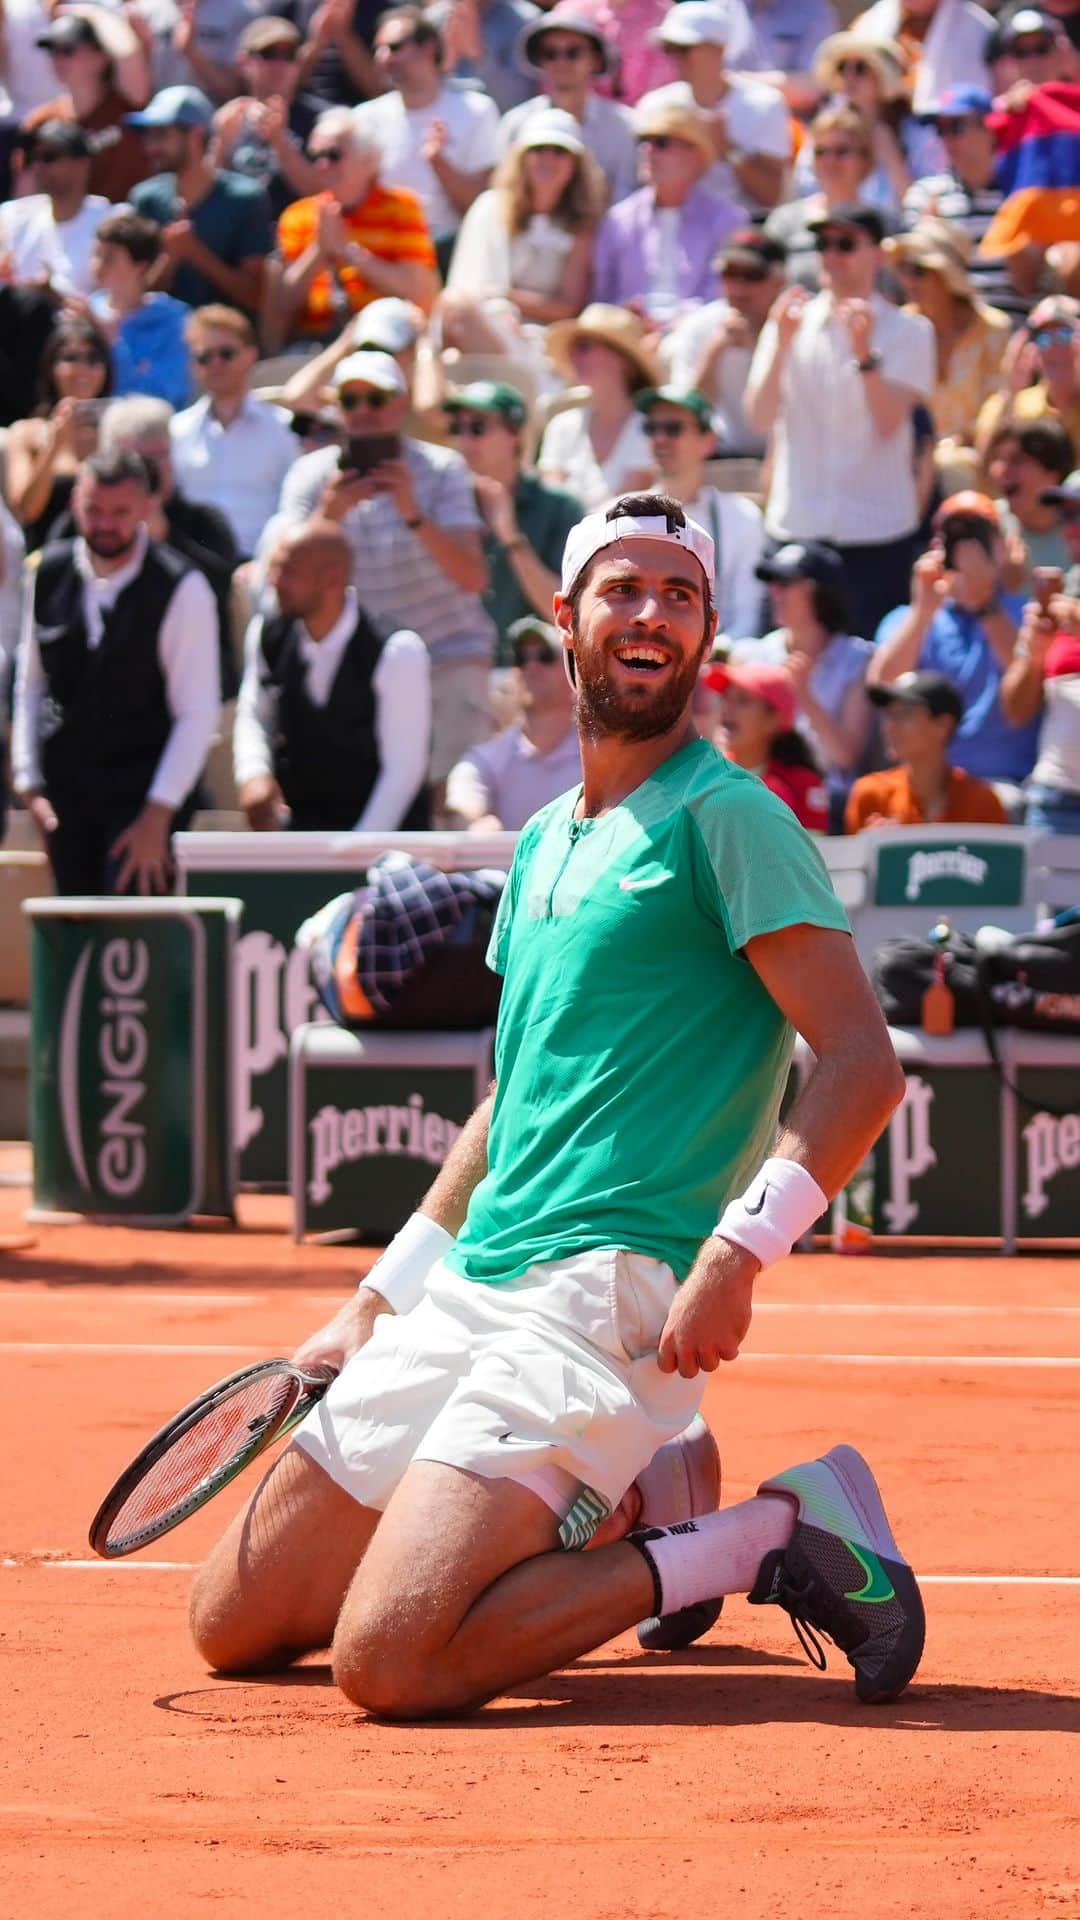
[560,506,715,595]
[350,298,421,353]
[656,1,734,48]
[516,107,585,155]
[333,350,407,395]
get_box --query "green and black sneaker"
[748,1443,925,1704]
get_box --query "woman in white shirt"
[440,108,606,369]
[538,302,657,512]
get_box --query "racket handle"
[301,1362,339,1387]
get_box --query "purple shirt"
[590,183,741,312]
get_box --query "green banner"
[874,839,1025,910]
[876,1063,1002,1237]
[28,904,236,1223]
[1014,1069,1080,1239]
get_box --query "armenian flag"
[979,83,1080,256]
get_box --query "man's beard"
[571,633,706,743]
[85,530,137,559]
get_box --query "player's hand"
[657,1238,759,1378]
[291,1284,395,1371]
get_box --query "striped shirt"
[276,184,436,336]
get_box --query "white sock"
[638,1494,796,1616]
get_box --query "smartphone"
[339,432,401,477]
[75,399,105,428]
[1032,565,1064,613]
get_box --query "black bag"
[871,919,1080,1036]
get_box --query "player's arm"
[291,1089,495,1369]
[657,926,904,1379]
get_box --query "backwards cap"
[560,504,715,595]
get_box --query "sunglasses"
[814,231,859,254]
[836,58,872,76]
[290,412,340,440]
[515,648,559,666]
[814,143,858,159]
[1011,39,1054,59]
[250,44,297,61]
[308,145,345,164]
[936,116,980,134]
[534,41,589,61]
[1032,325,1075,348]
[194,345,241,366]
[56,349,105,366]
[721,264,768,283]
[637,134,685,150]
[339,387,390,409]
[643,419,690,437]
[447,415,496,437]
[377,33,419,52]
[34,147,82,164]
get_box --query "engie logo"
[904,846,988,902]
[60,937,150,1198]
[308,1098,462,1205]
[1021,1110,1080,1220]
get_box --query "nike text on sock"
[632,1493,796,1618]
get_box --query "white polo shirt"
[753,291,934,545]
[352,84,500,237]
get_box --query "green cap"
[443,380,528,429]
[634,386,715,430]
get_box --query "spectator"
[985,416,1075,580]
[745,201,935,639]
[795,33,913,213]
[272,350,496,798]
[976,298,1080,457]
[904,87,1051,324]
[442,110,605,356]
[882,221,1009,446]
[170,304,297,558]
[664,226,785,456]
[100,395,240,577]
[850,0,994,115]
[275,297,429,437]
[5,315,112,550]
[742,0,840,111]
[498,6,639,206]
[235,518,431,832]
[0,121,111,297]
[431,0,542,113]
[571,0,680,105]
[210,18,325,219]
[540,303,657,509]
[128,85,273,314]
[848,669,1007,826]
[639,1,791,216]
[869,493,1040,794]
[992,6,1075,87]
[1001,468,1080,832]
[734,539,874,826]
[169,0,268,104]
[441,379,583,661]
[705,655,830,831]
[635,384,765,641]
[90,211,194,410]
[445,614,581,827]
[23,7,151,202]
[271,107,438,349]
[11,447,220,893]
[355,6,500,265]
[764,105,892,292]
[590,98,740,321]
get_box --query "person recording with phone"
[1001,469,1080,834]
[5,316,112,551]
[270,349,495,808]
[869,492,1040,802]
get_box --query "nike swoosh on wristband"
[619,873,672,892]
[746,1184,769,1216]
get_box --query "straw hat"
[883,223,977,302]
[546,304,662,390]
[632,97,717,170]
[813,32,910,104]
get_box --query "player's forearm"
[418,1089,494,1234]
[773,1037,904,1201]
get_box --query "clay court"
[3,1151,1078,1920]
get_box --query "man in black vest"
[12,449,221,894]
[233,520,431,831]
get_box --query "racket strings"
[102,1373,299,1548]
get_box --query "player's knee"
[332,1616,479,1719]
[188,1565,281,1675]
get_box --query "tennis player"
[190,493,923,1715]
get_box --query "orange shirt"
[845,764,1008,833]
[277,185,436,337]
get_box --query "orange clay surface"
[1,1146,1078,1920]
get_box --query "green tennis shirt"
[447,736,849,1287]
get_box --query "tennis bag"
[871,915,1080,1034]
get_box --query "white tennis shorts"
[293,1247,703,1538]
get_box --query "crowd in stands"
[0,0,1079,887]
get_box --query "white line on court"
[4,1342,1079,1366]
[2,1557,1078,1586]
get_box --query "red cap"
[704,658,798,730]
[934,490,999,529]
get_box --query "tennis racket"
[88,1358,337,1559]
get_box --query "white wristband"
[713,1157,827,1270]
[362,1212,454,1315]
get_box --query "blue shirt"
[875,596,1040,784]
[130,171,273,309]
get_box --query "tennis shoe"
[748,1443,925,1703]
[635,1415,724,1652]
